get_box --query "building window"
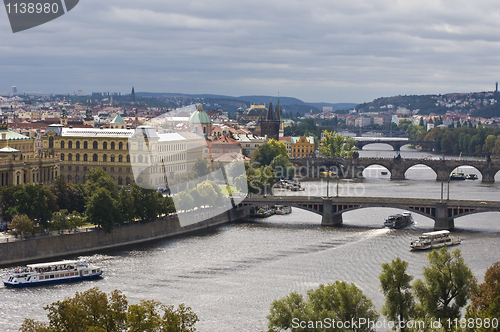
[83,166,87,172]
[126,155,130,163]
[111,142,115,150]
[83,154,88,161]
[49,136,54,148]
[75,175,79,184]
[103,167,106,171]
[119,142,123,150]
[126,177,130,185]
[93,141,98,149]
[103,154,107,162]
[68,153,72,161]
[68,175,72,182]
[60,141,65,149]
[84,141,88,149]
[68,141,72,149]
[93,154,98,162]
[103,142,107,149]
[76,141,80,149]
[60,166,64,171]
[111,154,115,162]
[76,166,79,172]
[138,155,143,163]
[76,154,80,161]
[68,166,72,171]
[118,176,123,185]
[119,167,122,173]
[118,155,123,162]
[111,167,114,173]
[60,153,65,161]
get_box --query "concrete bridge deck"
[241,195,500,230]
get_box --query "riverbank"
[0,207,249,267]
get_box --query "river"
[1,145,499,331]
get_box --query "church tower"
[60,106,68,126]
[131,86,136,103]
[260,102,280,141]
[83,106,95,127]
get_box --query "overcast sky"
[2,0,500,103]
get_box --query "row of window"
[61,166,130,173]
[60,141,126,150]
[60,153,130,163]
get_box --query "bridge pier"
[390,169,405,180]
[321,199,343,226]
[434,203,455,230]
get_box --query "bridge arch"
[362,164,391,179]
[356,142,398,151]
[448,165,483,181]
[404,164,438,180]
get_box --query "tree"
[252,139,288,167]
[320,130,357,158]
[85,187,118,231]
[191,158,212,181]
[267,281,379,332]
[9,213,33,235]
[14,184,58,227]
[379,258,414,331]
[464,262,500,331]
[85,168,118,199]
[19,287,199,332]
[413,248,477,328]
[118,186,136,222]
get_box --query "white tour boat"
[410,230,461,251]
[274,205,292,215]
[3,260,103,288]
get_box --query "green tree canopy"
[8,213,33,235]
[267,281,379,332]
[413,248,477,327]
[85,187,118,231]
[84,168,118,199]
[252,139,288,167]
[319,130,357,158]
[20,287,199,332]
[379,257,414,331]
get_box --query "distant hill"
[356,91,500,117]
[137,92,357,113]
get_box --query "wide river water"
[1,145,500,331]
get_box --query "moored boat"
[465,174,478,180]
[274,205,292,215]
[410,230,461,251]
[3,260,103,287]
[384,212,413,229]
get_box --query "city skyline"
[2,0,500,104]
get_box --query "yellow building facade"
[291,136,314,158]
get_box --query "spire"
[275,95,282,120]
[131,86,136,103]
[85,106,93,121]
[266,102,276,121]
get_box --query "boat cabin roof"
[421,230,450,237]
[27,260,82,268]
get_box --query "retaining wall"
[0,207,249,267]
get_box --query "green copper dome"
[188,110,211,125]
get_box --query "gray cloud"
[1,0,500,102]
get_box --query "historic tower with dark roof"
[260,102,280,141]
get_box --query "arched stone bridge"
[290,157,500,182]
[353,138,439,152]
[240,195,500,230]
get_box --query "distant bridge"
[353,138,439,151]
[289,157,500,182]
[241,195,500,230]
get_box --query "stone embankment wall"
[0,208,249,267]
